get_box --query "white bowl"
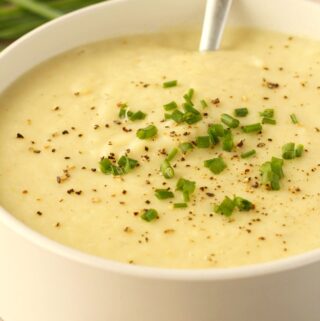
[0,1,320,320]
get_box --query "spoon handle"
[199,0,233,52]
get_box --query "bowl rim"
[1,0,320,281]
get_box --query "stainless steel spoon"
[200,0,233,52]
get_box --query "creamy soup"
[0,28,319,269]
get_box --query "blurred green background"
[0,0,105,49]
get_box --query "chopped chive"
[241,149,256,159]
[201,99,208,108]
[208,124,224,145]
[222,129,234,152]
[204,157,227,174]
[234,197,255,211]
[221,113,240,128]
[155,189,174,200]
[242,123,262,133]
[183,111,202,125]
[163,80,177,88]
[166,148,179,162]
[99,158,114,175]
[179,142,194,153]
[260,109,274,118]
[163,101,178,111]
[271,157,284,179]
[282,142,295,160]
[290,113,299,124]
[118,105,128,119]
[141,209,158,222]
[295,144,304,158]
[160,160,174,179]
[234,107,248,117]
[260,157,284,190]
[262,117,276,125]
[100,155,138,176]
[136,125,158,139]
[174,203,188,208]
[214,196,235,216]
[196,136,210,148]
[176,178,196,203]
[169,110,184,124]
[183,88,194,103]
[117,156,139,174]
[129,110,146,121]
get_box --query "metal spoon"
[200,0,233,52]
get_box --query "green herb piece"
[129,110,146,121]
[118,104,128,119]
[282,142,296,160]
[221,113,240,128]
[242,123,262,133]
[173,203,188,208]
[196,136,211,148]
[234,107,248,117]
[183,88,194,104]
[260,157,284,191]
[163,80,177,88]
[200,99,208,108]
[161,160,175,179]
[166,148,178,162]
[222,129,234,152]
[214,196,236,216]
[155,189,174,200]
[208,124,224,145]
[204,157,227,174]
[163,101,178,111]
[290,113,299,124]
[176,178,196,202]
[141,209,158,222]
[179,142,194,153]
[295,144,304,158]
[169,110,184,124]
[117,156,139,174]
[260,109,274,118]
[136,125,158,139]
[241,149,256,159]
[262,117,276,125]
[182,103,202,125]
[234,197,255,211]
[99,155,138,176]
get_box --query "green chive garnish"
[136,125,158,139]
[169,110,184,124]
[295,144,304,158]
[179,142,194,153]
[204,157,227,174]
[166,148,178,162]
[155,189,174,200]
[160,160,174,179]
[260,109,274,118]
[201,99,208,108]
[176,178,196,202]
[196,136,210,148]
[242,123,262,133]
[174,203,188,208]
[290,113,299,124]
[128,110,146,121]
[208,124,224,145]
[163,101,178,111]
[241,149,256,159]
[260,157,284,190]
[222,129,234,152]
[214,196,236,216]
[118,104,128,119]
[163,80,177,88]
[234,197,255,211]
[221,113,240,128]
[183,103,202,125]
[99,155,138,176]
[262,117,276,125]
[183,88,194,104]
[234,108,248,117]
[282,142,296,160]
[141,209,158,222]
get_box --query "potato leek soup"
[0,28,319,269]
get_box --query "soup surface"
[0,28,319,268]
